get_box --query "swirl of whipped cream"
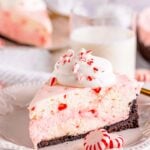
[52,49,116,88]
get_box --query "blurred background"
[0,0,149,87]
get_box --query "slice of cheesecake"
[29,49,142,149]
[0,0,52,48]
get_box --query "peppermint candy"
[84,129,110,150]
[108,134,124,149]
[84,129,124,150]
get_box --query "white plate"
[0,82,150,150]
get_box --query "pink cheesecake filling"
[138,8,150,46]
[29,75,141,147]
[0,9,52,48]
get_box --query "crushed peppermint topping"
[57,49,74,65]
[31,106,35,111]
[92,87,101,94]
[50,77,57,86]
[58,103,67,111]
[89,109,96,114]
[52,48,116,88]
[87,60,94,66]
[87,76,93,81]
[93,67,99,72]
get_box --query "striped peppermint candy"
[84,129,110,150]
[108,133,124,149]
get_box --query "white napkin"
[0,47,52,85]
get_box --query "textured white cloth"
[0,47,52,85]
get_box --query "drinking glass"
[70,0,136,77]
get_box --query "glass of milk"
[70,0,136,78]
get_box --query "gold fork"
[141,88,150,96]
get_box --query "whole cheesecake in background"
[138,8,150,61]
[29,49,142,149]
[0,0,53,48]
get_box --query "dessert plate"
[0,82,150,150]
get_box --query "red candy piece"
[50,77,57,86]
[84,129,110,150]
[87,76,93,81]
[92,87,101,94]
[108,134,124,149]
[93,67,99,72]
[89,109,96,114]
[31,106,35,111]
[87,60,94,66]
[58,103,67,111]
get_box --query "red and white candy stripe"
[49,77,57,86]
[108,134,124,149]
[84,129,110,150]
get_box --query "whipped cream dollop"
[52,49,116,88]
[0,0,46,11]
